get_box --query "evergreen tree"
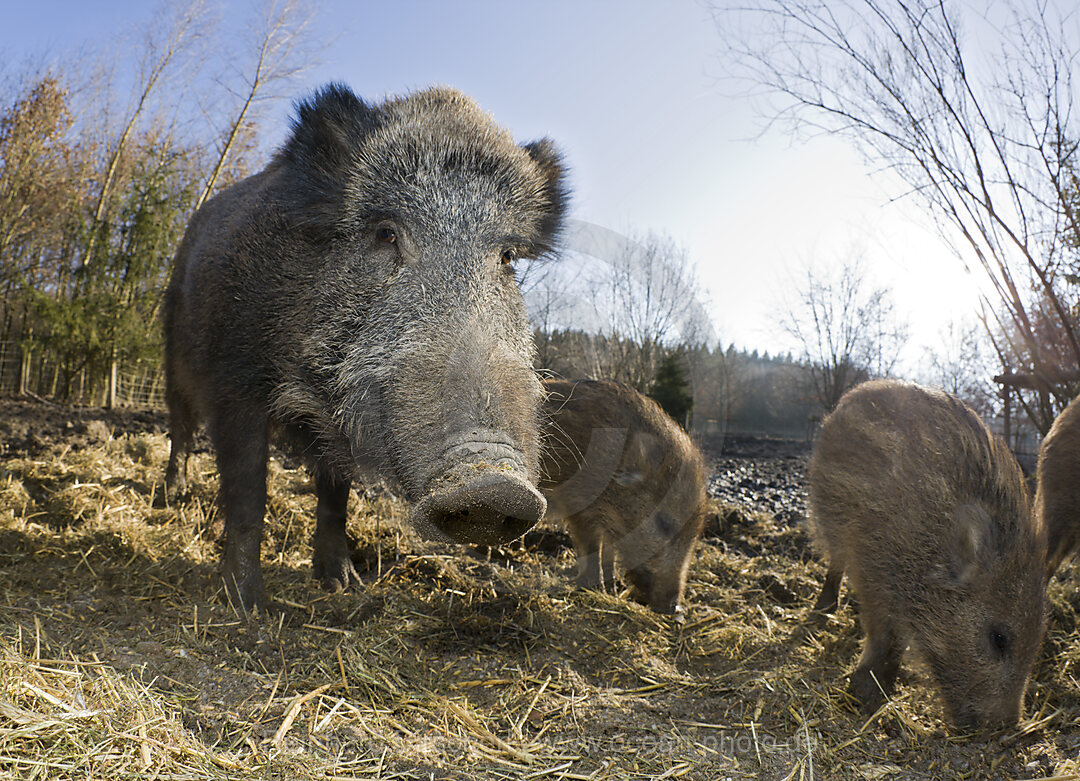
[649,352,692,428]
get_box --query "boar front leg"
[213,403,269,615]
[850,607,903,713]
[311,471,360,591]
[812,565,843,614]
[567,515,617,593]
[598,541,615,592]
[567,515,605,590]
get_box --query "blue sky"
[1,0,984,362]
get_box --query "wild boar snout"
[410,462,547,546]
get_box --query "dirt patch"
[0,398,169,459]
[0,400,1077,779]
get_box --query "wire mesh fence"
[0,342,165,409]
[0,342,19,397]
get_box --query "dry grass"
[0,407,1077,779]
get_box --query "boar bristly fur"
[1035,393,1080,577]
[164,83,569,611]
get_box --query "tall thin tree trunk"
[18,332,32,396]
[1002,384,1012,448]
[193,80,258,212]
[107,344,118,409]
[80,4,201,272]
[194,0,314,211]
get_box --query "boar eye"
[988,626,1011,658]
[500,248,517,265]
[376,226,397,244]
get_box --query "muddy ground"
[0,399,1078,780]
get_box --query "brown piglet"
[809,380,1046,729]
[540,379,707,615]
[1035,393,1080,577]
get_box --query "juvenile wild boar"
[539,379,707,614]
[164,84,568,611]
[809,380,1046,729]
[1035,393,1080,576]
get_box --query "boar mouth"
[410,468,546,545]
[949,699,1021,732]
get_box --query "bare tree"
[984,286,1077,434]
[523,223,713,388]
[582,227,711,389]
[80,0,209,271]
[685,342,740,437]
[520,258,576,374]
[0,74,75,283]
[780,254,908,411]
[920,317,997,416]
[0,0,321,406]
[194,0,316,211]
[720,0,1080,415]
[0,70,83,394]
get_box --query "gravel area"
[705,434,810,528]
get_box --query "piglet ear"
[522,138,570,248]
[942,503,994,587]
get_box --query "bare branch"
[80,0,209,270]
[718,0,1080,419]
[779,250,908,411]
[194,0,317,211]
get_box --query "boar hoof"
[849,666,890,713]
[811,567,842,614]
[312,549,361,592]
[574,564,605,591]
[163,479,186,506]
[312,527,361,591]
[665,603,686,624]
[222,573,266,617]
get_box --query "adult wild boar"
[809,380,1046,729]
[540,379,707,615]
[164,84,568,612]
[1035,393,1080,577]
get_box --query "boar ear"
[941,503,994,587]
[285,83,376,169]
[522,138,570,246]
[279,83,378,232]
